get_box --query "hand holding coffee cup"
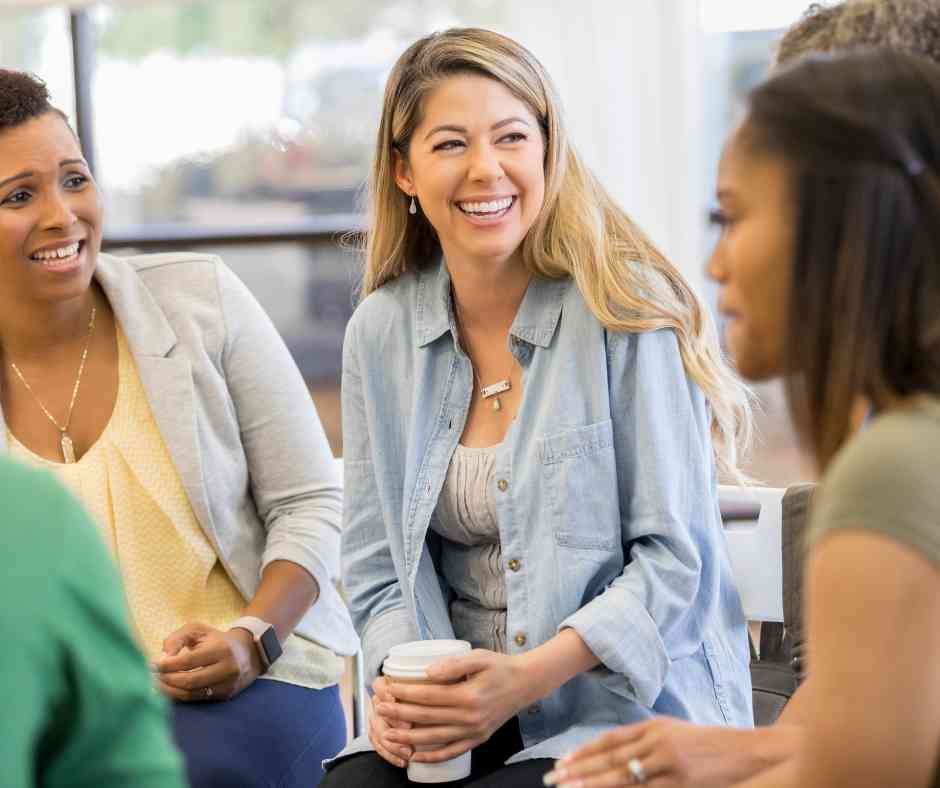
[380,640,537,782]
[381,640,473,782]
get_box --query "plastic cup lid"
[382,639,471,677]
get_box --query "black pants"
[320,718,553,787]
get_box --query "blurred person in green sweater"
[0,456,186,788]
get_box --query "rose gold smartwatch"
[229,616,283,673]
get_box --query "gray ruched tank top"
[430,443,507,653]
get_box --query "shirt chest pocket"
[538,419,621,551]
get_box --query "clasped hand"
[370,649,534,767]
[152,621,262,702]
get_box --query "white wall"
[504,0,709,296]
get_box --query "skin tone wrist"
[227,627,264,674]
[240,559,320,642]
[517,628,600,705]
[152,559,319,702]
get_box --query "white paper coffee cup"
[382,639,472,783]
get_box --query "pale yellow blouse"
[9,327,343,689]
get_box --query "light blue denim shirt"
[337,260,752,765]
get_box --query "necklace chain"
[452,295,514,410]
[10,306,97,436]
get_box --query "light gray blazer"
[0,252,359,658]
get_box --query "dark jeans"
[321,717,553,787]
[172,679,346,788]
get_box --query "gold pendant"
[61,433,76,464]
[492,397,501,411]
[481,379,511,399]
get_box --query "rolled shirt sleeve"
[560,328,719,707]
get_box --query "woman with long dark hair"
[549,48,940,788]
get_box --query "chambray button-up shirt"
[335,260,752,766]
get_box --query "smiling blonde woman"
[323,28,754,788]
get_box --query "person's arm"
[548,529,940,788]
[734,531,940,788]
[155,260,350,699]
[556,328,734,707]
[342,304,424,767]
[216,260,342,626]
[544,717,802,788]
[775,678,811,725]
[240,559,319,641]
[339,309,419,683]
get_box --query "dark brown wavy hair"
[743,49,940,468]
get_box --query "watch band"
[229,616,283,672]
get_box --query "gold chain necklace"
[452,296,513,412]
[10,306,97,463]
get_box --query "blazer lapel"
[132,355,218,548]
[94,254,220,550]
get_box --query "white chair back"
[719,485,785,623]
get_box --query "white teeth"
[458,197,514,215]
[32,242,80,261]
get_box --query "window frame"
[65,7,358,252]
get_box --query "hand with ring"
[152,621,262,703]
[543,717,768,788]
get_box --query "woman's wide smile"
[454,194,518,226]
[28,238,87,275]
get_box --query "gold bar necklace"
[10,306,97,463]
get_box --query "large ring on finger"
[204,686,214,699]
[627,757,647,784]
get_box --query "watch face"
[260,627,283,664]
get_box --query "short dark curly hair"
[776,4,845,65]
[0,69,70,133]
[777,0,940,67]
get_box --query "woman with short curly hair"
[0,68,356,787]
[777,0,940,66]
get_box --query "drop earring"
[409,196,417,215]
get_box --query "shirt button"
[508,558,521,572]
[514,632,527,647]
[497,479,509,492]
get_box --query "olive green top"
[809,396,940,788]
[810,396,940,567]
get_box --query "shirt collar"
[414,258,568,349]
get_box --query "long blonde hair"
[363,28,752,477]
